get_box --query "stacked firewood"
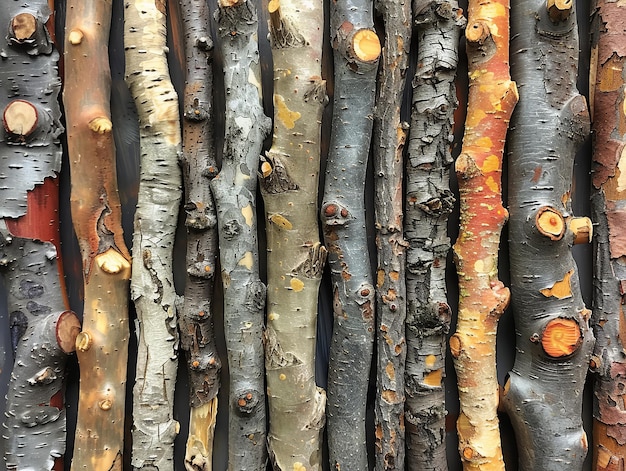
[0,0,620,470]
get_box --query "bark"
[63,2,132,469]
[260,0,327,469]
[125,0,182,468]
[371,0,410,468]
[500,1,594,470]
[178,1,221,469]
[589,1,626,469]
[212,1,271,469]
[0,3,74,469]
[404,1,464,470]
[449,1,517,469]
[321,0,380,468]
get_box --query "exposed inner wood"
[569,216,593,245]
[352,29,381,63]
[466,20,490,44]
[56,310,82,354]
[541,317,581,357]
[11,13,37,41]
[547,0,572,22]
[536,206,565,240]
[3,100,38,136]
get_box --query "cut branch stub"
[547,0,573,22]
[536,206,566,240]
[352,29,380,63]
[56,310,81,354]
[10,13,37,42]
[541,317,582,357]
[3,100,39,138]
[569,216,593,245]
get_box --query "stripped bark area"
[0,2,75,469]
[449,1,517,469]
[321,0,380,468]
[260,0,328,469]
[212,1,271,469]
[589,1,626,469]
[64,2,132,469]
[371,0,410,468]
[500,1,593,470]
[404,1,464,470]
[125,0,182,468]
[179,1,221,469]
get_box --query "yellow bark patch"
[242,204,254,227]
[465,109,486,129]
[385,362,395,381]
[290,278,304,292]
[238,252,254,270]
[268,312,279,321]
[293,463,306,471]
[425,354,437,369]
[377,269,385,288]
[485,176,499,193]
[424,369,442,387]
[616,147,626,193]
[598,53,625,92]
[268,213,293,230]
[274,94,301,130]
[540,270,573,299]
[481,154,499,173]
[474,137,493,151]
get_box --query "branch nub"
[466,20,490,44]
[547,0,573,22]
[352,29,381,63]
[3,100,38,137]
[536,206,565,240]
[10,13,37,41]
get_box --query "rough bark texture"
[449,1,517,469]
[500,1,594,470]
[371,0,410,468]
[404,1,464,470]
[0,3,72,469]
[178,1,221,469]
[321,0,380,468]
[212,1,271,469]
[125,0,182,468]
[589,1,626,469]
[260,0,327,469]
[64,1,132,469]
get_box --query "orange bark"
[450,1,517,469]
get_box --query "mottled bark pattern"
[64,1,132,469]
[0,3,63,219]
[125,0,182,468]
[449,1,517,469]
[404,1,464,470]
[179,1,221,469]
[260,0,327,469]
[371,0,410,468]
[212,1,271,469]
[590,1,626,469]
[500,1,594,470]
[322,0,380,469]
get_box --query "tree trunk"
[0,3,77,469]
[124,0,182,468]
[500,1,593,470]
[321,0,380,468]
[63,2,132,469]
[589,1,626,469]
[212,1,271,469]
[178,1,221,469]
[449,1,517,469]
[404,1,464,470]
[260,0,328,469]
[371,0,410,468]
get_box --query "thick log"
[124,0,183,468]
[260,0,328,469]
[500,1,594,469]
[321,0,380,468]
[404,1,464,470]
[371,0,410,468]
[589,1,626,469]
[449,1,517,469]
[212,1,271,469]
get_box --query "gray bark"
[212,1,271,469]
[321,0,380,468]
[371,0,410,468]
[501,1,594,469]
[404,2,463,470]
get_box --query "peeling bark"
[404,1,464,470]
[589,1,626,469]
[371,0,410,468]
[321,0,380,468]
[260,0,328,469]
[63,1,132,469]
[500,1,594,470]
[125,0,182,468]
[178,1,221,469]
[212,1,271,469]
[449,1,517,469]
